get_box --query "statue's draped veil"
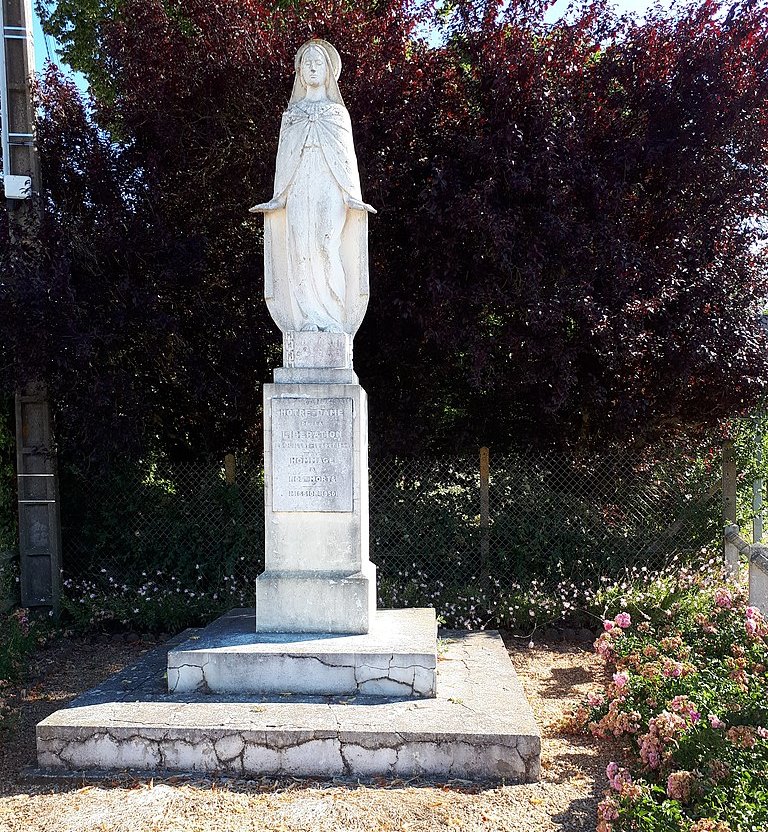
[288,39,344,106]
[261,38,370,336]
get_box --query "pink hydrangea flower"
[595,632,618,661]
[746,606,760,619]
[757,726,768,740]
[746,618,759,636]
[669,696,700,723]
[727,725,757,748]
[666,770,694,803]
[709,714,725,729]
[612,671,629,689]
[614,612,632,628]
[603,620,615,631]
[662,659,684,678]
[714,588,733,609]
[605,762,633,792]
[597,797,619,821]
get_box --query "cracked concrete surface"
[166,609,438,698]
[36,628,541,781]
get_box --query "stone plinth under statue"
[167,608,436,698]
[36,626,541,781]
[163,327,423,697]
[256,332,375,634]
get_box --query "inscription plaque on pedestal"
[271,397,354,512]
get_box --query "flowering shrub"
[61,551,723,635]
[61,569,254,634]
[378,553,721,632]
[574,582,768,831]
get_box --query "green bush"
[60,570,255,634]
[0,608,44,730]
[59,458,264,592]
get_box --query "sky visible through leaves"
[31,0,671,93]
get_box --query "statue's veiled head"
[289,40,344,106]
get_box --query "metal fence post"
[479,446,489,579]
[722,439,739,577]
[3,0,63,614]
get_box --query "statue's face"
[301,47,327,89]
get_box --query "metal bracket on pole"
[0,0,35,199]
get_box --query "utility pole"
[1,0,62,613]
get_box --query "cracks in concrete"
[40,727,539,781]
[167,660,212,694]
[38,629,540,781]
[168,651,436,698]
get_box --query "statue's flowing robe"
[270,100,363,333]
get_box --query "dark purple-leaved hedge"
[2,0,767,463]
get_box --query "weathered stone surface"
[168,608,437,697]
[249,40,374,337]
[273,367,358,385]
[36,630,541,782]
[283,332,352,369]
[259,380,374,633]
[255,566,376,635]
[271,395,354,512]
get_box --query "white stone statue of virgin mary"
[250,40,375,335]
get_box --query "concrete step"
[36,627,541,782]
[167,608,437,698]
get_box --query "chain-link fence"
[374,448,719,583]
[59,443,722,615]
[60,460,265,592]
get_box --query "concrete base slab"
[167,608,437,698]
[36,629,541,782]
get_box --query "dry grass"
[0,634,612,832]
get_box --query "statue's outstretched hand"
[249,196,285,213]
[345,196,377,215]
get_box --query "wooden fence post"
[722,439,739,577]
[480,446,489,578]
[225,453,236,485]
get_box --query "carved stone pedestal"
[255,332,376,634]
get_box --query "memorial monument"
[35,41,541,779]
[161,38,439,698]
[249,38,377,634]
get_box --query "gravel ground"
[0,633,614,832]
